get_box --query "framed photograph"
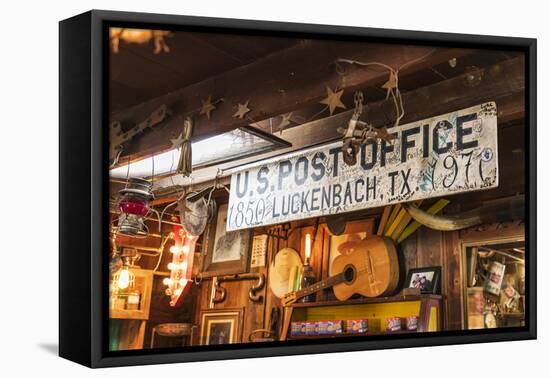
[199,308,244,345]
[201,203,251,278]
[405,267,441,294]
[59,10,536,368]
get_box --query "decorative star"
[200,95,216,120]
[278,113,293,134]
[382,71,397,98]
[233,100,251,119]
[320,87,346,115]
[170,133,185,149]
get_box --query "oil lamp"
[117,178,153,237]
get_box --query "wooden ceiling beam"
[112,41,476,165]
[261,55,525,138]
[151,56,525,194]
[359,55,525,127]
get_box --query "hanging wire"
[147,150,162,233]
[152,233,174,272]
[110,149,123,168]
[335,49,436,129]
[150,151,155,184]
[160,200,179,225]
[169,146,177,187]
[124,155,131,188]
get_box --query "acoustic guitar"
[281,235,399,306]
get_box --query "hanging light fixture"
[110,248,141,311]
[115,264,134,290]
[117,178,153,237]
[112,248,139,292]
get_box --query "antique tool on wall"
[282,235,399,306]
[110,104,168,166]
[178,190,215,237]
[402,195,524,231]
[338,91,395,166]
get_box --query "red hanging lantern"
[117,178,153,237]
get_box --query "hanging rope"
[176,117,194,177]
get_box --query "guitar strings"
[289,254,391,301]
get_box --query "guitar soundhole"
[343,265,356,284]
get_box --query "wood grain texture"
[442,230,463,330]
[113,45,475,164]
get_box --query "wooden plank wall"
[112,120,525,345]
[399,227,462,330]
[191,222,332,344]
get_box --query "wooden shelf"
[290,294,442,308]
[281,294,443,341]
[287,330,417,340]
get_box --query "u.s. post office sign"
[226,102,499,231]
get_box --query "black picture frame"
[59,9,537,368]
[405,267,442,294]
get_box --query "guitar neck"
[294,273,345,300]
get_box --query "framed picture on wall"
[405,267,442,294]
[199,308,244,345]
[201,203,251,278]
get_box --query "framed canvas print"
[59,10,536,368]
